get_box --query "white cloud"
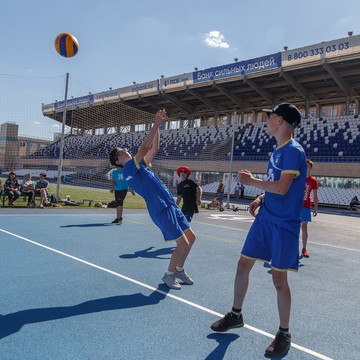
[33,121,41,125]
[53,124,60,128]
[204,31,230,49]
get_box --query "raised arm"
[144,127,160,164]
[134,109,167,165]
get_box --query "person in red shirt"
[300,159,318,258]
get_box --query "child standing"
[176,166,202,222]
[110,165,135,223]
[210,103,307,357]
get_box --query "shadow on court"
[60,223,114,228]
[264,349,289,359]
[119,246,175,260]
[205,333,240,360]
[0,286,169,340]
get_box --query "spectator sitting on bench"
[4,171,21,207]
[22,172,36,208]
[35,172,49,208]
[349,195,360,210]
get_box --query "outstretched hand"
[155,109,168,125]
[238,169,253,185]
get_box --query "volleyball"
[54,33,79,58]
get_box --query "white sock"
[176,266,184,272]
[166,271,174,275]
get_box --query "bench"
[1,190,52,207]
[349,204,360,211]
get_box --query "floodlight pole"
[56,72,69,197]
[226,112,236,208]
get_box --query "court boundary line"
[1,228,333,360]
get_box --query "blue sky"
[1,0,360,138]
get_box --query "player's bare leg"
[272,269,291,329]
[233,256,255,309]
[163,230,196,289]
[166,228,196,270]
[301,221,309,257]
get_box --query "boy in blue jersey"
[210,103,306,358]
[110,165,135,223]
[109,109,196,290]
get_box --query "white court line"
[0,228,333,360]
[310,242,360,253]
[193,220,360,253]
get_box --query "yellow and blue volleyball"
[54,33,79,58]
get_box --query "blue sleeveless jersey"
[259,139,307,234]
[123,157,175,213]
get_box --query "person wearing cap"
[22,172,36,208]
[4,171,21,207]
[300,159,318,258]
[35,173,49,208]
[109,109,197,290]
[176,166,202,222]
[210,103,307,357]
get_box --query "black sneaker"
[210,312,244,332]
[112,217,123,224]
[265,331,291,357]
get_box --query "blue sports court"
[0,207,359,359]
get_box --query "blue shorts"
[241,217,300,271]
[300,207,311,222]
[150,204,190,241]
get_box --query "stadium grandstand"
[1,34,360,208]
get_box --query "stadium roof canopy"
[43,35,360,130]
